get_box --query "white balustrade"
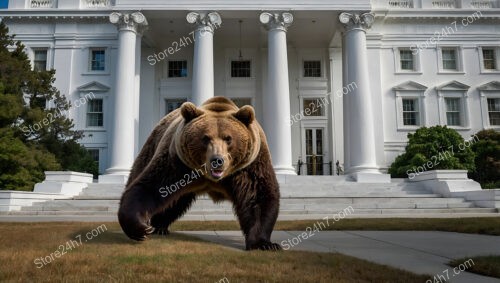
[31,0,55,8]
[388,0,414,8]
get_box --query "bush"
[470,129,500,189]
[389,126,475,179]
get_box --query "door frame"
[300,120,330,175]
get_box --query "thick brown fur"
[118,97,281,250]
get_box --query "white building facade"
[1,0,499,183]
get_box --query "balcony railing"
[432,0,457,8]
[31,0,56,8]
[470,0,495,8]
[83,0,111,8]
[389,0,414,8]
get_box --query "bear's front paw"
[118,211,155,241]
[258,242,282,251]
[246,240,283,251]
[153,227,170,236]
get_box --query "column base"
[350,172,390,183]
[274,166,297,175]
[98,174,129,184]
[346,166,390,183]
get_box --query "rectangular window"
[402,98,419,126]
[487,98,500,126]
[33,50,47,71]
[168,60,188,78]
[165,99,187,116]
[231,98,252,108]
[442,49,457,70]
[483,49,496,70]
[445,98,461,126]
[400,50,414,70]
[86,99,103,127]
[90,49,106,71]
[303,61,321,77]
[87,149,100,164]
[231,60,251,78]
[303,98,325,117]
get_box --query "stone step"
[19,201,473,213]
[3,207,497,216]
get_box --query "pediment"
[435,80,470,91]
[77,81,110,93]
[478,81,500,91]
[393,81,428,91]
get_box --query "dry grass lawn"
[450,256,500,279]
[0,222,431,283]
[171,217,500,236]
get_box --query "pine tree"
[0,21,97,191]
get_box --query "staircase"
[2,176,497,220]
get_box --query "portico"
[100,9,389,183]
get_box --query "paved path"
[181,230,500,283]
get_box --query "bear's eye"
[223,136,232,145]
[202,135,211,145]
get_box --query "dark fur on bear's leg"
[229,156,282,251]
[118,185,157,241]
[235,197,282,251]
[151,193,197,236]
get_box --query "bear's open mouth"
[210,169,224,179]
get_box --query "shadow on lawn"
[65,228,209,246]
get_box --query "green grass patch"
[450,256,500,279]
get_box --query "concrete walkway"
[181,230,500,283]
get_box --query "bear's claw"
[118,211,154,241]
[258,242,282,251]
[246,241,283,251]
[153,227,170,236]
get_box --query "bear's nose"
[210,155,224,168]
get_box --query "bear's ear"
[233,105,255,126]
[181,102,204,122]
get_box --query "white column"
[100,12,148,184]
[260,12,295,175]
[339,12,389,183]
[187,12,221,106]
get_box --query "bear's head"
[174,99,261,182]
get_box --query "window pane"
[488,98,500,126]
[231,61,251,78]
[483,49,496,70]
[304,61,321,77]
[303,98,325,116]
[165,99,187,115]
[442,49,457,70]
[316,129,323,155]
[86,99,103,127]
[446,98,460,111]
[231,98,252,108]
[34,50,47,71]
[305,129,313,155]
[445,98,461,126]
[488,98,500,112]
[87,149,99,163]
[402,99,419,126]
[168,60,188,78]
[400,50,414,70]
[91,50,105,71]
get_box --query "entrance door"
[305,128,325,175]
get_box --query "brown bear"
[118,96,281,250]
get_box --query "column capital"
[338,12,374,32]
[109,12,148,35]
[259,12,293,32]
[186,11,222,34]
